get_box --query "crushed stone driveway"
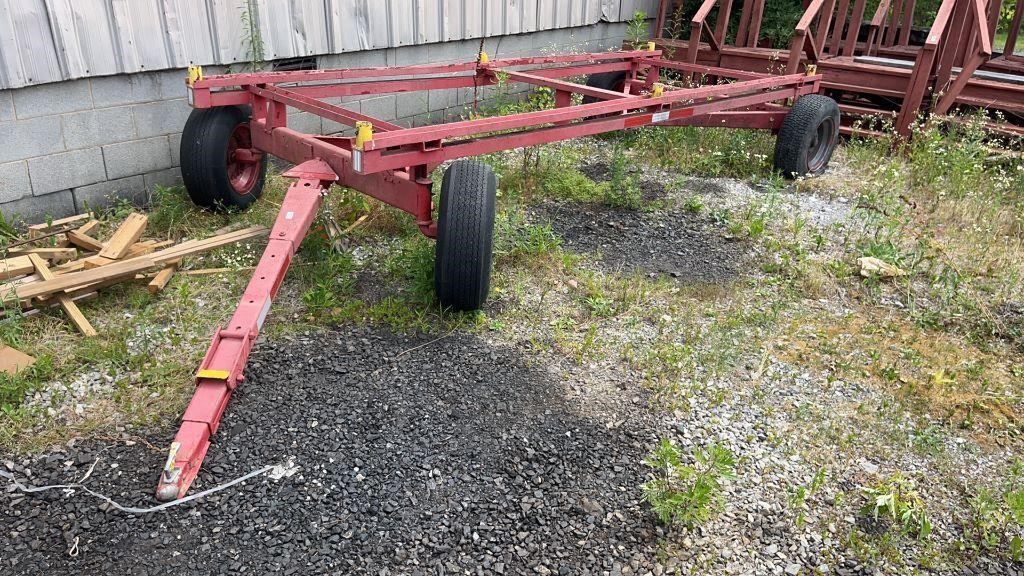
[2,326,667,575]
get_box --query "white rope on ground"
[0,461,294,514]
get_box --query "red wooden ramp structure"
[157,48,839,501]
[653,0,1024,136]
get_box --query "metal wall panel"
[0,0,640,90]
[0,0,62,87]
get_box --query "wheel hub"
[226,124,262,195]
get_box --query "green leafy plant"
[641,438,736,526]
[965,461,1024,560]
[791,467,827,528]
[240,0,265,72]
[605,147,643,210]
[626,11,650,49]
[861,473,933,539]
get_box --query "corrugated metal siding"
[0,0,658,89]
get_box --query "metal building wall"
[0,0,658,90]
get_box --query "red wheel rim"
[226,123,261,195]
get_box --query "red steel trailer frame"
[654,0,1024,137]
[156,48,824,501]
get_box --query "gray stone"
[73,175,146,211]
[320,50,388,70]
[90,74,162,107]
[0,92,13,122]
[0,116,64,163]
[358,95,397,122]
[133,98,191,138]
[169,132,182,166]
[396,91,429,119]
[494,33,534,58]
[143,167,182,191]
[427,41,476,65]
[428,89,456,112]
[27,148,105,196]
[288,110,322,135]
[62,106,136,149]
[156,69,191,101]
[0,161,30,203]
[103,136,173,179]
[11,79,92,119]
[394,45,430,67]
[0,190,76,225]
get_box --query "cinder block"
[0,161,30,203]
[0,92,13,122]
[428,89,456,112]
[396,91,429,119]
[63,106,136,150]
[395,45,430,66]
[11,79,92,119]
[91,74,162,107]
[0,116,64,164]
[0,190,76,225]
[287,110,322,135]
[103,136,173,180]
[28,147,106,196]
[169,132,182,166]
[73,175,146,211]
[134,99,192,138]
[427,41,476,65]
[494,33,534,58]
[358,95,397,123]
[322,49,388,69]
[157,69,190,100]
[144,167,182,191]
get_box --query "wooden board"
[147,264,178,294]
[149,226,268,265]
[10,257,155,304]
[8,247,77,263]
[83,240,170,269]
[28,254,97,336]
[26,213,91,238]
[0,345,35,374]
[66,229,105,252]
[0,255,35,280]
[98,213,148,259]
[76,220,101,236]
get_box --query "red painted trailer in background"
[653,0,1024,137]
[158,48,840,501]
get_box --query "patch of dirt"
[1,326,664,574]
[536,201,748,283]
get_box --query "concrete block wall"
[0,22,628,224]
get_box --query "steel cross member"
[155,159,337,502]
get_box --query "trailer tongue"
[157,48,837,501]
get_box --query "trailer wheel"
[582,72,629,105]
[180,105,267,211]
[435,160,497,311]
[773,95,840,178]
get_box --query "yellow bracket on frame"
[187,65,204,86]
[354,121,374,150]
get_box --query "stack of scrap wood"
[0,212,268,336]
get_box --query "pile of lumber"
[0,212,268,336]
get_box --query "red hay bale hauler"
[157,47,839,501]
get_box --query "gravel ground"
[3,146,1020,575]
[2,327,666,575]
[536,201,746,283]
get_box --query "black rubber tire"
[180,105,267,211]
[582,72,629,105]
[434,160,497,311]
[773,95,841,178]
